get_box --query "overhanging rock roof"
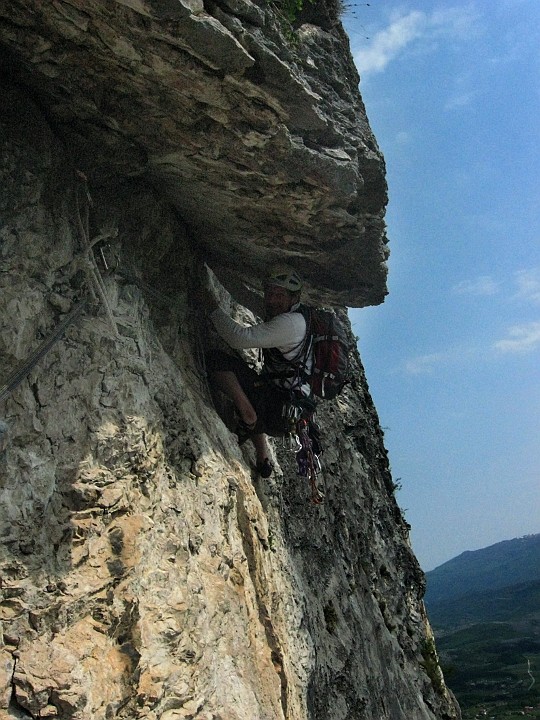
[0,0,389,308]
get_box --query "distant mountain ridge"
[426,577,540,633]
[425,533,540,606]
[424,534,540,715]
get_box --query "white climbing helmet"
[265,264,303,293]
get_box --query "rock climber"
[201,264,313,478]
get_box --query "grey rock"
[0,0,388,308]
[0,421,8,454]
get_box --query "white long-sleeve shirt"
[210,305,312,393]
[210,306,307,360]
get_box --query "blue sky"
[344,1,540,571]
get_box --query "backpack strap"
[261,305,313,387]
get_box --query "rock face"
[0,0,388,309]
[0,3,459,720]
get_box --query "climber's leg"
[211,370,257,428]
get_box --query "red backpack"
[299,306,352,400]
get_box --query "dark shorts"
[205,350,292,437]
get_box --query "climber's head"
[265,265,303,294]
[264,265,303,318]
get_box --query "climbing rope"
[117,266,175,306]
[74,172,119,338]
[0,297,88,404]
[116,262,213,402]
[187,275,214,402]
[0,172,119,405]
[1,170,218,415]
[295,418,324,504]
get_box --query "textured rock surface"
[0,0,387,309]
[0,3,459,719]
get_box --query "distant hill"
[425,533,540,606]
[424,534,540,718]
[426,577,540,633]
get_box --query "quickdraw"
[282,398,324,504]
[296,418,324,504]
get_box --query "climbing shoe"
[256,458,273,479]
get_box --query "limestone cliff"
[0,2,460,719]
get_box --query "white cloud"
[404,351,450,375]
[444,90,477,111]
[451,269,540,303]
[395,130,411,144]
[354,6,480,76]
[403,342,484,375]
[514,268,540,304]
[429,7,480,38]
[494,321,540,354]
[354,11,427,75]
[452,275,499,296]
